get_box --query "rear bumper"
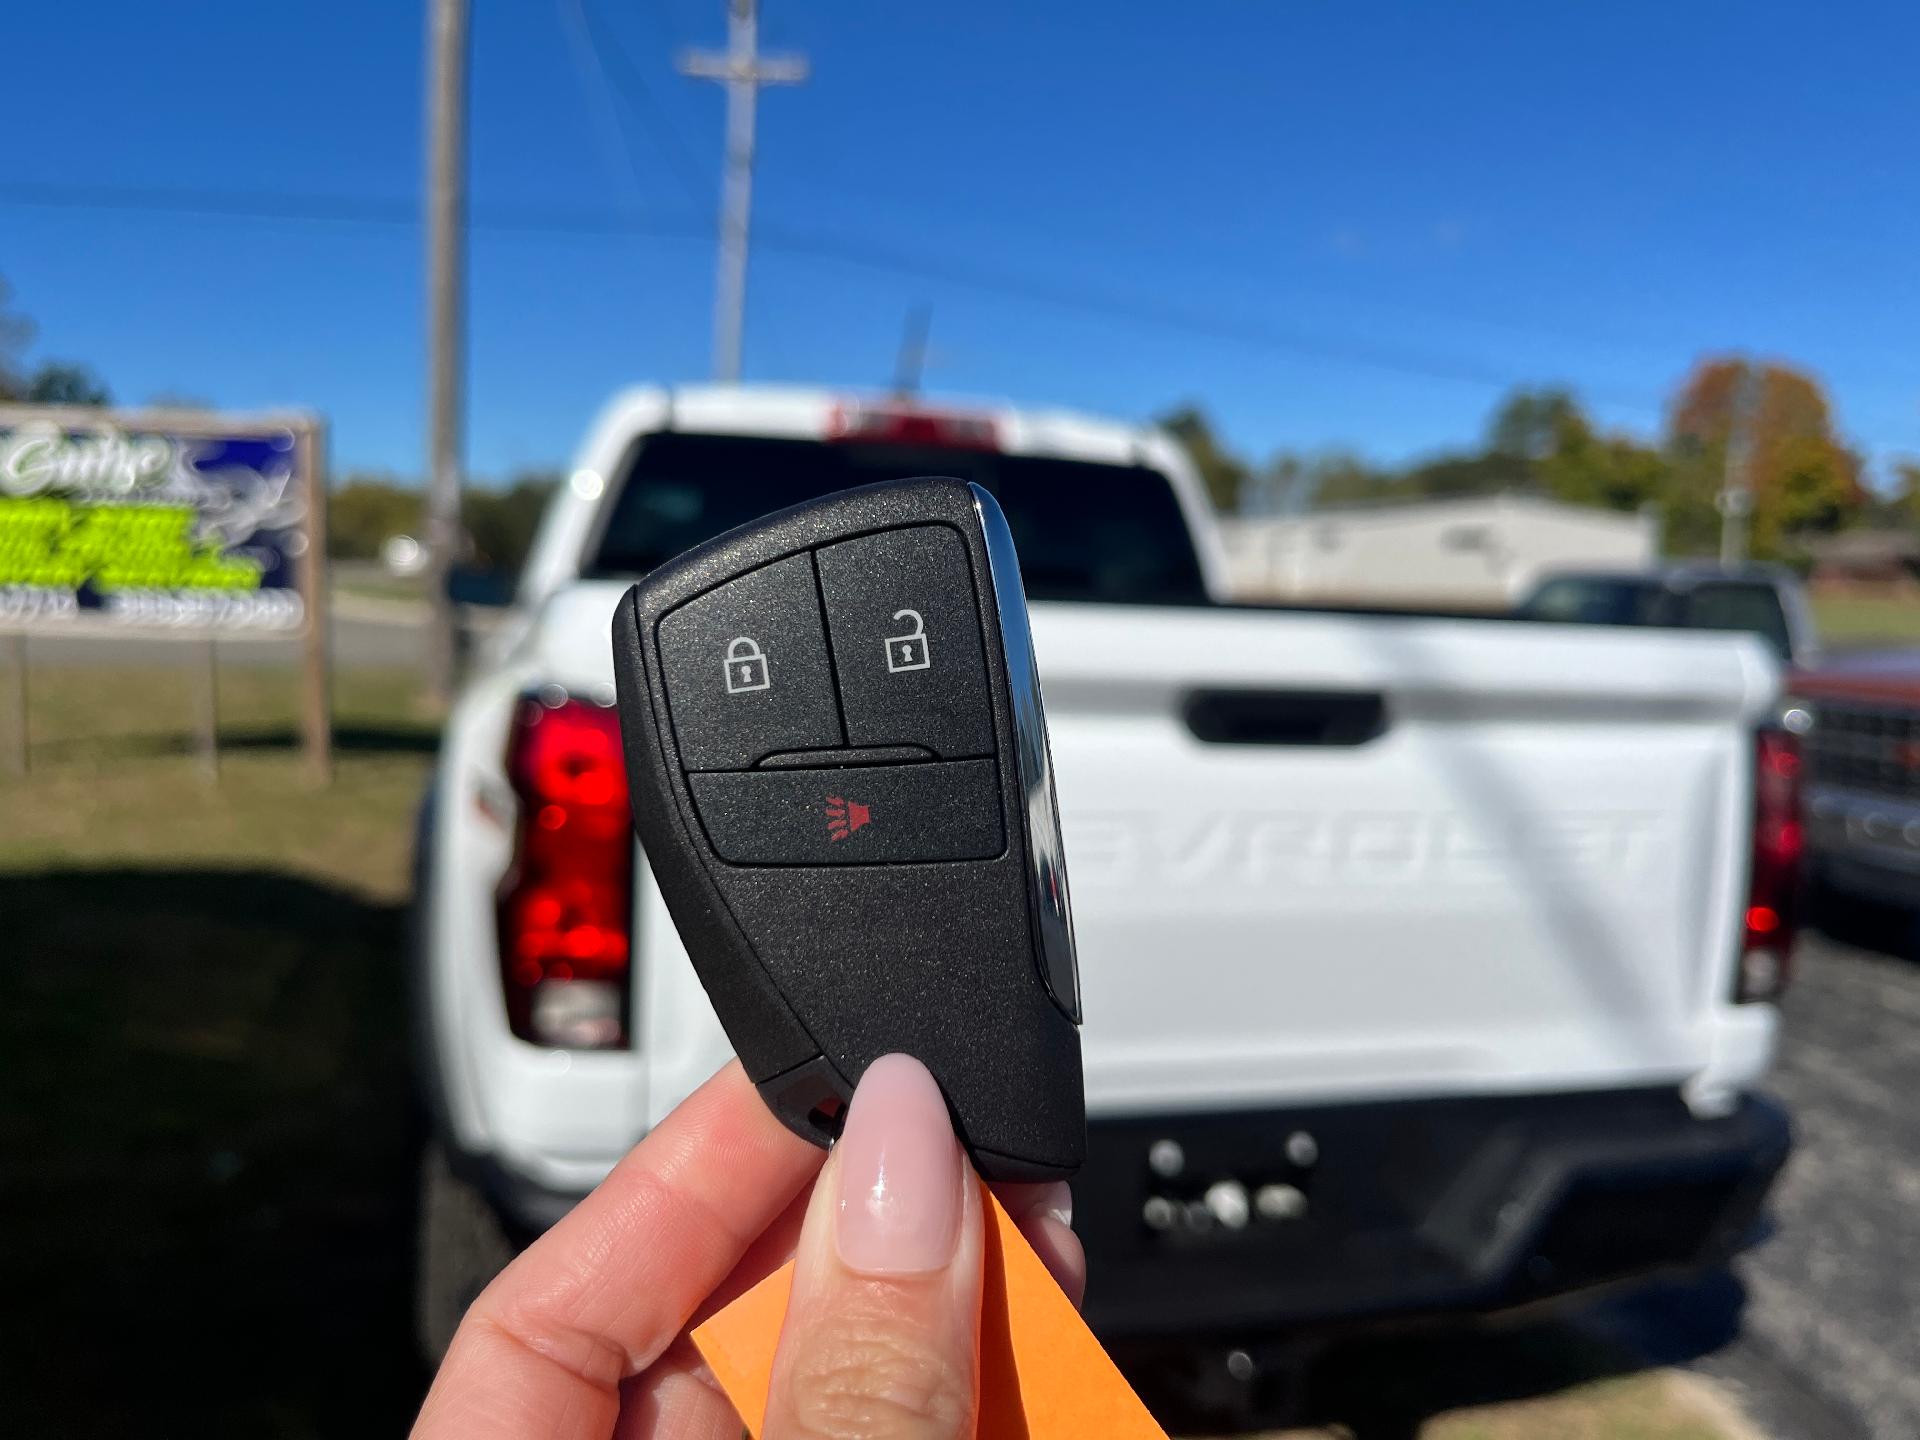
[463,1149,587,1236]
[1076,1087,1790,1342]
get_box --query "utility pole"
[423,0,469,701]
[680,0,807,382]
[1718,362,1764,569]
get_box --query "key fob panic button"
[658,554,845,771]
[816,526,996,760]
[689,760,1005,865]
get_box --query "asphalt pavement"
[1601,916,1920,1440]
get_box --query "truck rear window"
[1517,575,1794,660]
[1678,583,1793,661]
[1517,576,1666,626]
[585,433,1210,606]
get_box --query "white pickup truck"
[411,385,1794,1368]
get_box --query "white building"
[1218,493,1659,609]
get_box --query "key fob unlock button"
[817,526,996,759]
[658,554,844,771]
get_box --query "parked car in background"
[411,385,1794,1395]
[1515,562,1818,666]
[1790,653,1920,912]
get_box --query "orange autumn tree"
[1666,359,1866,558]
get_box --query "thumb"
[763,1054,983,1440]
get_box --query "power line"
[0,180,705,238]
[565,0,1650,378]
[554,0,653,214]
[552,0,799,378]
[565,0,713,210]
[753,220,1668,415]
[0,178,1663,412]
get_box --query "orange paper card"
[692,1184,1168,1439]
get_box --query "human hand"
[411,1055,1084,1440]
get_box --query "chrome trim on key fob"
[970,482,1081,1022]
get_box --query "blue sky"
[3,0,1917,487]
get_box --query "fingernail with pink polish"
[834,1053,963,1276]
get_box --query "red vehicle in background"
[1791,653,1920,914]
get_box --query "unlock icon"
[884,609,932,673]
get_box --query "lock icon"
[723,636,771,694]
[884,609,932,673]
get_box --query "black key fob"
[610,476,1084,1181]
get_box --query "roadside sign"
[0,406,332,782]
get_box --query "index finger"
[412,1060,824,1440]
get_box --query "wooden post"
[298,421,334,785]
[423,0,469,704]
[194,637,220,783]
[3,633,26,778]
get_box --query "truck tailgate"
[1031,605,1779,1116]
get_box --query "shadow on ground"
[1806,881,1920,962]
[0,868,425,1438]
[222,724,443,756]
[27,722,441,765]
[1118,1269,1749,1437]
[1,861,1770,1439]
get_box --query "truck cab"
[1515,562,1819,667]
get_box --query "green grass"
[0,667,437,1436]
[330,560,428,607]
[1,667,434,888]
[335,572,429,605]
[1812,592,1920,648]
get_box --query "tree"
[328,470,560,571]
[1488,387,1582,462]
[1872,461,1920,529]
[1157,406,1250,512]
[1383,390,1585,502]
[1527,399,1669,515]
[1539,428,1669,514]
[24,362,110,406]
[464,471,560,575]
[0,277,35,400]
[1666,358,1865,558]
[1305,453,1395,506]
[1255,451,1392,510]
[1399,388,1670,509]
[0,275,111,405]
[1388,385,1671,528]
[1399,449,1524,498]
[1154,363,1863,559]
[328,475,423,560]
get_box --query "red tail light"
[826,400,1000,451]
[1737,727,1803,1002]
[497,694,632,1047]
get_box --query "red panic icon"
[826,795,871,842]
